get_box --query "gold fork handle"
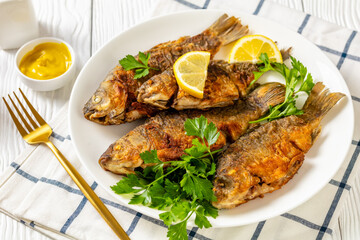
[44,140,130,240]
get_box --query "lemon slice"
[228,35,282,64]
[173,51,210,99]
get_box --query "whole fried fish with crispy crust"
[137,60,259,111]
[83,14,249,125]
[137,49,291,111]
[212,82,344,209]
[99,83,286,175]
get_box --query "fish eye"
[93,95,102,103]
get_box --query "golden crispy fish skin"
[83,14,249,125]
[137,48,292,111]
[136,68,178,109]
[137,60,258,110]
[212,82,345,209]
[99,82,286,175]
[172,61,258,110]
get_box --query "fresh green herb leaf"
[140,150,162,164]
[290,56,315,94]
[298,73,314,94]
[119,51,158,79]
[171,201,192,221]
[248,53,276,88]
[129,189,152,205]
[184,116,220,161]
[110,174,145,194]
[119,54,144,70]
[138,51,150,66]
[207,162,217,177]
[180,173,216,201]
[160,211,178,227]
[167,220,188,240]
[135,68,149,79]
[164,179,182,200]
[111,116,220,240]
[195,206,212,228]
[184,139,208,158]
[200,200,219,219]
[204,122,220,146]
[148,182,166,197]
[149,196,168,210]
[184,115,208,139]
[190,157,211,176]
[250,53,315,123]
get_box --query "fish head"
[83,79,127,125]
[99,143,143,175]
[212,167,255,209]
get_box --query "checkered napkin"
[1,0,360,239]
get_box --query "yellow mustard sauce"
[19,42,72,80]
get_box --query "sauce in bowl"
[19,42,72,80]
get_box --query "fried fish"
[137,49,291,111]
[137,60,259,111]
[212,82,344,209]
[83,14,249,125]
[99,82,286,175]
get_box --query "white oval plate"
[69,10,354,228]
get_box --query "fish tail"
[209,14,249,45]
[280,47,292,60]
[302,82,345,122]
[247,82,286,115]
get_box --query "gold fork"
[3,89,130,240]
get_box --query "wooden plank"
[338,172,360,240]
[269,0,303,11]
[0,0,91,239]
[1,0,359,240]
[302,1,360,240]
[92,0,157,53]
[303,0,360,31]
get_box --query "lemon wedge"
[173,51,211,99]
[228,35,282,64]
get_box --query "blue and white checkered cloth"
[1,0,359,239]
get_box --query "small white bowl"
[15,37,76,91]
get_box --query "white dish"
[15,37,76,91]
[69,10,354,227]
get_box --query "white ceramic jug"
[0,0,39,50]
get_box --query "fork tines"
[3,89,46,136]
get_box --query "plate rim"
[68,9,355,228]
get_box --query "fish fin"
[280,47,292,61]
[301,82,345,122]
[310,125,322,142]
[247,82,286,115]
[209,14,249,45]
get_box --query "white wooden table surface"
[0,0,359,239]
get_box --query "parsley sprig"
[119,51,159,79]
[111,116,221,240]
[250,53,315,123]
